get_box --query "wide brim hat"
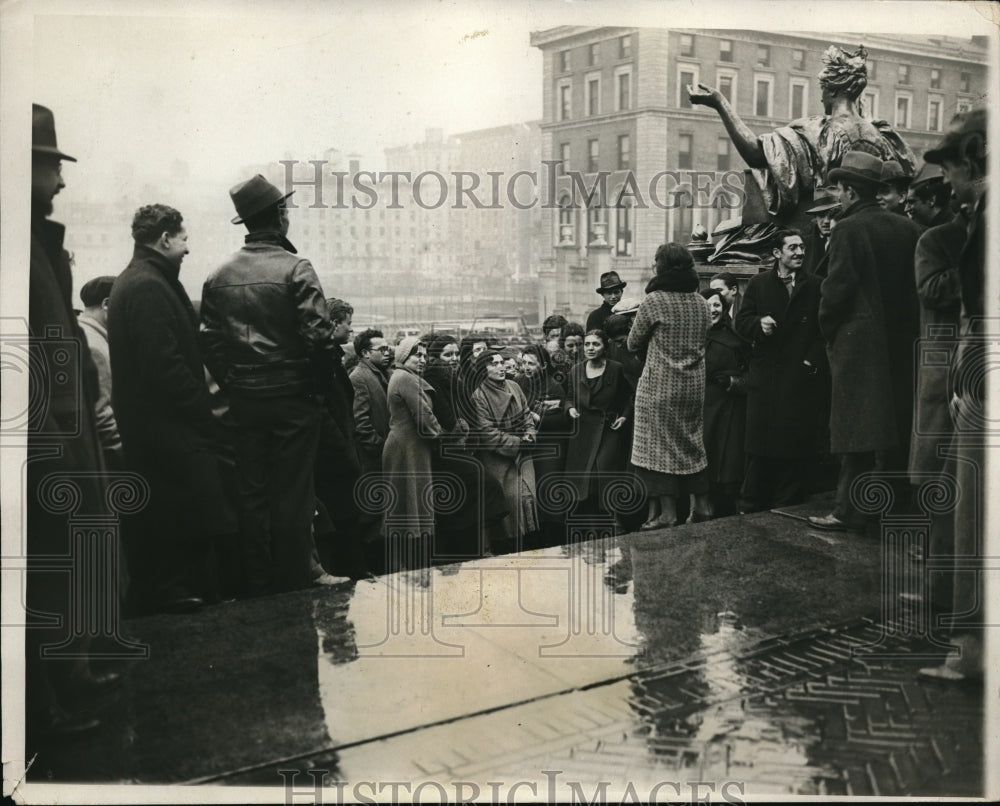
[910,161,944,190]
[924,108,986,165]
[32,103,76,162]
[806,191,840,214]
[827,151,884,187]
[229,174,294,224]
[596,271,627,293]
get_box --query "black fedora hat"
[924,108,986,165]
[806,189,839,214]
[32,103,76,162]
[596,271,627,293]
[229,174,295,225]
[827,150,883,187]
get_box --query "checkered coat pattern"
[627,290,710,475]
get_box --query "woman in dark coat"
[564,330,633,514]
[382,337,442,571]
[424,334,508,557]
[700,288,750,517]
[628,243,712,529]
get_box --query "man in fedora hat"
[904,164,954,230]
[801,187,839,276]
[586,271,627,332]
[809,150,921,533]
[916,108,987,683]
[876,160,911,215]
[28,104,117,737]
[201,174,341,597]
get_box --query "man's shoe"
[312,572,351,587]
[807,513,849,531]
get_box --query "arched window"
[587,190,608,246]
[557,192,575,245]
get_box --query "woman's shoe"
[686,511,712,524]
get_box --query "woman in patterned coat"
[628,243,712,529]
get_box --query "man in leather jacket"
[200,175,340,596]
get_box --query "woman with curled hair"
[628,244,712,529]
[382,337,442,574]
[471,350,539,546]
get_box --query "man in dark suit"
[735,229,827,512]
[109,205,236,613]
[585,271,626,332]
[809,151,922,532]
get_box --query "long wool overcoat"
[703,321,750,485]
[108,245,234,539]
[381,367,443,536]
[819,200,921,454]
[627,290,710,475]
[735,268,826,459]
[908,217,964,480]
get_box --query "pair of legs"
[643,493,712,528]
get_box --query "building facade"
[531,27,989,322]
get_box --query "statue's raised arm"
[687,83,765,169]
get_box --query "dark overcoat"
[315,344,361,518]
[908,217,964,479]
[349,359,391,476]
[703,321,750,485]
[735,268,826,458]
[108,245,234,538]
[563,359,634,500]
[819,200,921,454]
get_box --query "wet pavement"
[21,495,985,799]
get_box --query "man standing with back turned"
[201,175,340,596]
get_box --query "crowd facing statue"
[23,44,988,740]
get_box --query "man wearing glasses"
[201,175,340,596]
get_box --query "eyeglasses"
[373,346,391,353]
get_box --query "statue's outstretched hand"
[687,83,721,109]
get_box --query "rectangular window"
[927,97,943,132]
[898,64,910,84]
[869,59,877,79]
[863,90,879,120]
[678,133,693,169]
[719,39,733,62]
[956,98,973,114]
[757,44,770,66]
[960,72,970,93]
[559,142,570,175]
[616,204,633,256]
[895,93,912,128]
[615,68,631,110]
[586,74,601,116]
[792,49,805,71]
[717,68,737,105]
[589,42,599,66]
[717,138,731,171]
[588,138,599,172]
[619,34,632,58]
[680,33,694,57]
[678,64,699,108]
[617,134,630,170]
[754,74,773,117]
[558,81,572,121]
[559,50,570,72]
[930,68,941,89]
[789,78,808,119]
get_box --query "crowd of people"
[26,98,988,737]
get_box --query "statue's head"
[818,45,868,108]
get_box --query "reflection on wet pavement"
[22,505,984,798]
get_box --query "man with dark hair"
[709,271,742,322]
[809,151,921,532]
[327,297,354,345]
[28,104,115,737]
[77,275,122,468]
[109,204,235,614]
[541,313,568,356]
[735,228,826,512]
[801,189,839,276]
[201,175,340,596]
[586,271,627,332]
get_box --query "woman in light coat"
[628,243,712,529]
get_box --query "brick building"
[530,27,989,322]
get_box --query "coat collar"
[359,357,390,385]
[132,243,181,283]
[838,198,880,220]
[244,230,298,254]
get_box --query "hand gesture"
[760,315,778,336]
[688,83,722,109]
[610,416,626,431]
[568,407,581,420]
